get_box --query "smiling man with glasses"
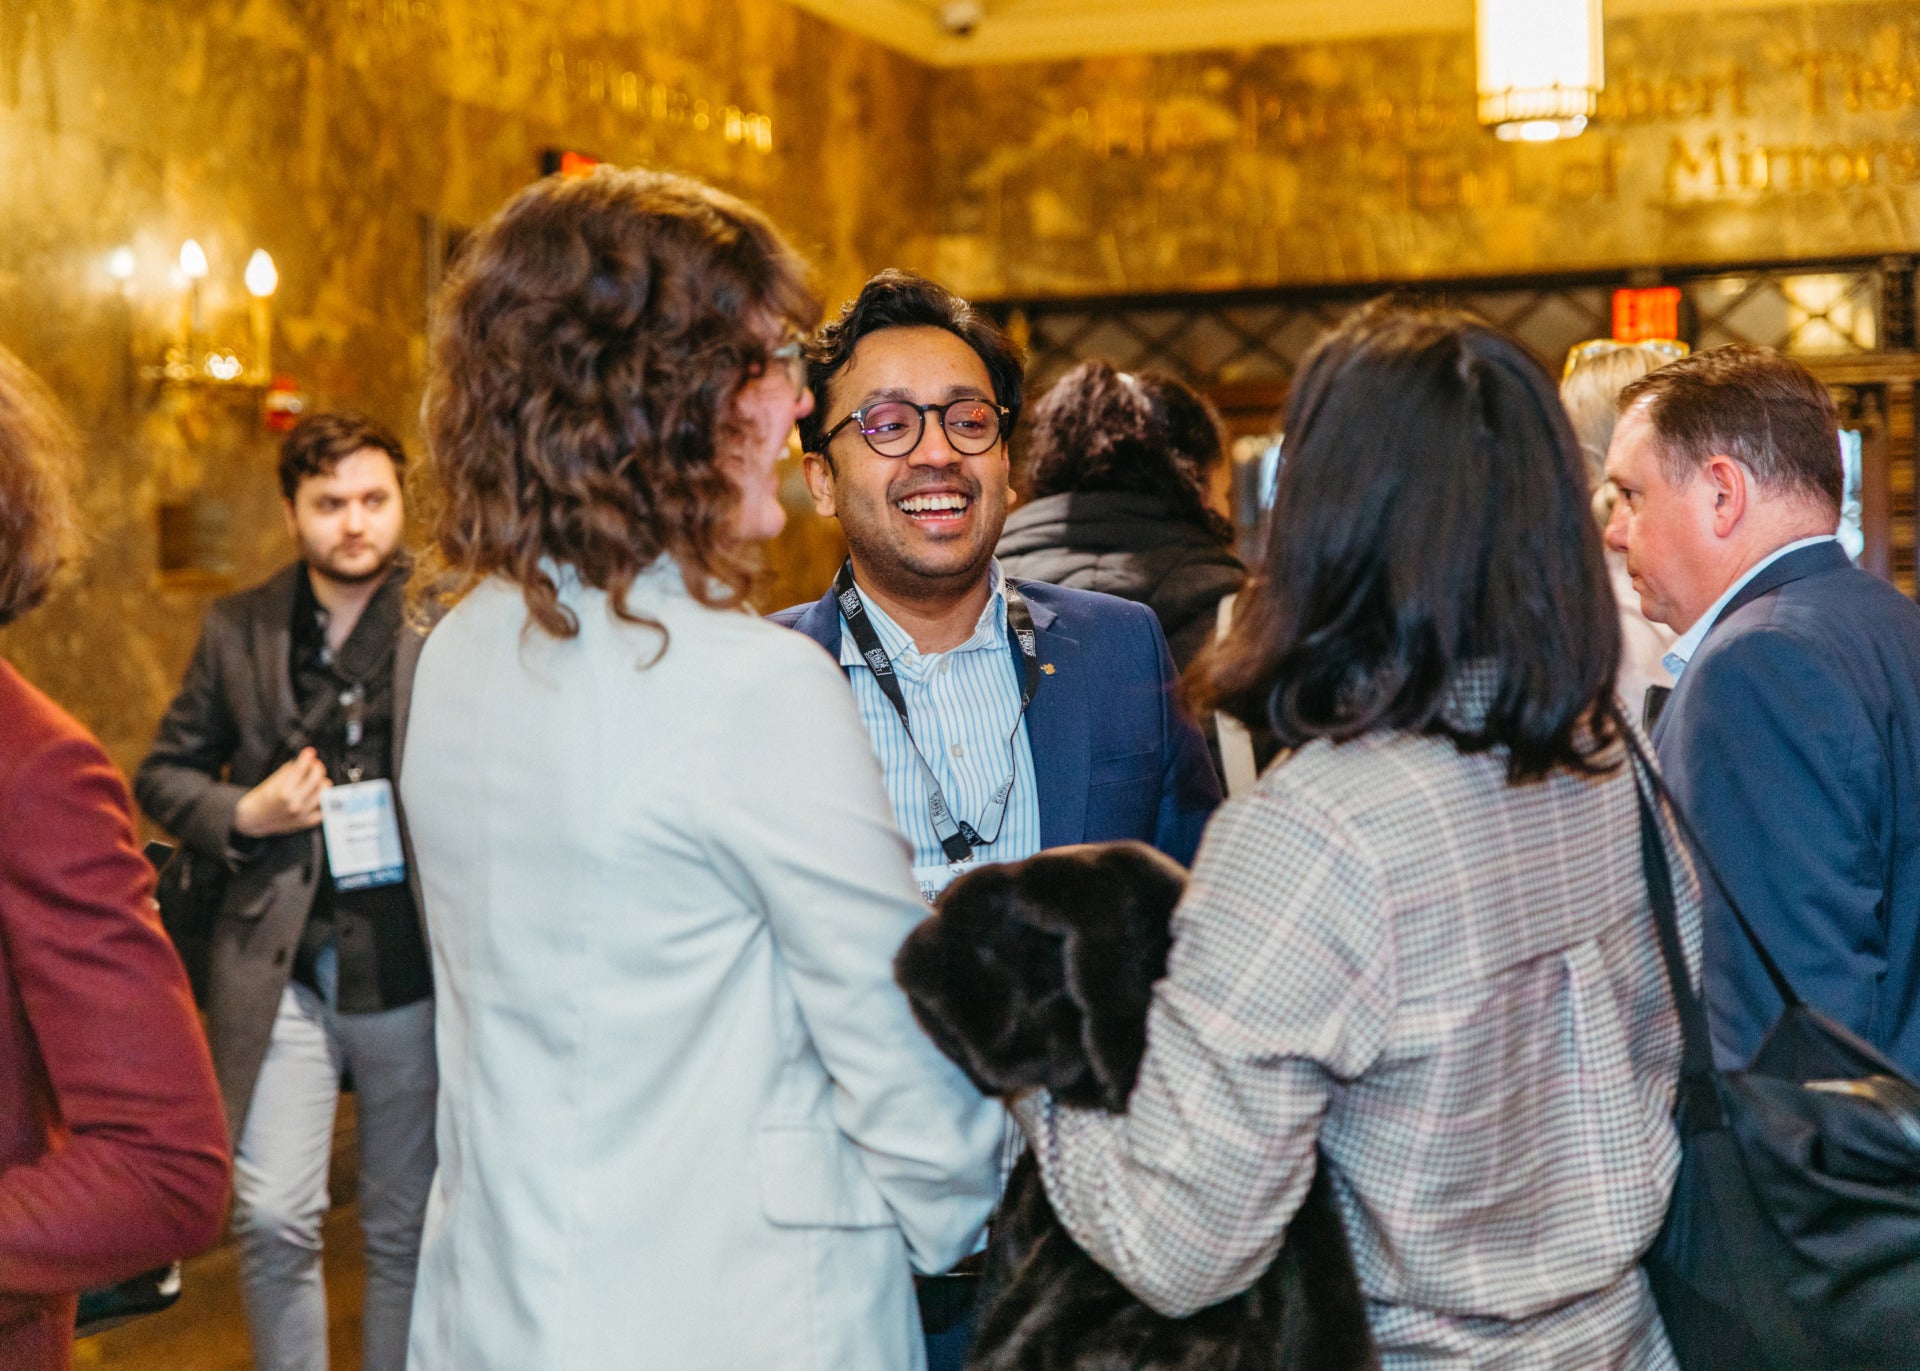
[773,265,1220,1371]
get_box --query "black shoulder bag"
[1624,728,1920,1370]
[74,1264,182,1340]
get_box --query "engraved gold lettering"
[1802,52,1832,114]
[1666,135,1707,197]
[1767,144,1804,190]
[1695,75,1721,118]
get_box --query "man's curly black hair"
[799,269,1025,460]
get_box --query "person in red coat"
[0,346,231,1370]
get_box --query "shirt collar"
[1662,534,1838,681]
[838,561,1008,672]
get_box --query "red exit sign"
[1613,287,1682,343]
[539,148,603,179]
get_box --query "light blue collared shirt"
[838,560,1043,899]
[1662,535,1840,682]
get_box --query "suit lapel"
[392,620,425,780]
[379,561,430,779]
[1019,593,1087,850]
[252,564,302,748]
[790,589,847,670]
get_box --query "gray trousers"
[232,982,436,1371]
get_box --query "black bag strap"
[1628,757,1835,1370]
[1629,772,1725,1127]
[282,678,347,760]
[1618,716,1840,1369]
[1616,717,1804,1011]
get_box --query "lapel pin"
[1041,663,1055,674]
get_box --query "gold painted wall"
[0,0,924,774]
[918,2,1920,297]
[5,0,1918,778]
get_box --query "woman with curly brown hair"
[0,347,229,1371]
[399,168,1003,1371]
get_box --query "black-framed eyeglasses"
[817,397,1010,458]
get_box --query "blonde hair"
[1560,345,1671,489]
[0,347,79,626]
[1561,344,1672,527]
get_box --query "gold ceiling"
[785,0,1888,64]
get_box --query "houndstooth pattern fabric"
[1012,684,1701,1370]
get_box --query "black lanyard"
[834,560,1041,864]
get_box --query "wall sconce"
[1477,0,1604,142]
[112,239,279,390]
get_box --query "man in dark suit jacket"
[772,270,1219,1371]
[1606,344,1920,1075]
[774,270,1218,874]
[134,413,434,1371]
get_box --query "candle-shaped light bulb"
[177,241,208,349]
[245,249,278,298]
[245,250,277,382]
[107,246,136,282]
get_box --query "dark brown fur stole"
[896,841,1377,1371]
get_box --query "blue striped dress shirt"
[840,560,1039,1184]
[836,561,1044,902]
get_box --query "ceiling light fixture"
[938,0,982,38]
[1477,0,1603,142]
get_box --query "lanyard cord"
[833,560,1041,864]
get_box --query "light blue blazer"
[402,564,1004,1371]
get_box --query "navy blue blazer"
[1654,540,1920,1074]
[772,578,1221,866]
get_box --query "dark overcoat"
[134,562,426,1141]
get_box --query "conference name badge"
[913,857,993,905]
[319,779,407,890]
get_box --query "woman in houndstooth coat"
[1013,305,1704,1370]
